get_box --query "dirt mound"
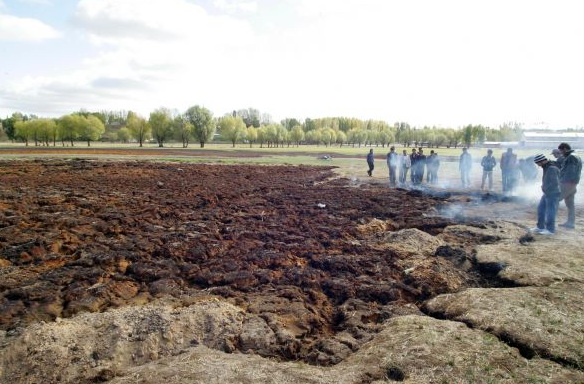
[382,228,444,255]
[424,282,584,368]
[3,307,582,384]
[0,297,247,383]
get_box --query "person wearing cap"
[530,154,561,235]
[557,143,582,229]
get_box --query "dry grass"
[424,283,584,369]
[342,315,583,384]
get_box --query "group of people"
[475,147,539,192]
[367,143,581,234]
[367,147,440,187]
[531,142,581,234]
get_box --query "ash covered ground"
[0,160,504,364]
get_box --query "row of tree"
[0,107,525,148]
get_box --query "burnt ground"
[0,160,498,364]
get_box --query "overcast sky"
[1,0,583,128]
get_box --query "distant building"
[483,141,519,149]
[520,131,584,149]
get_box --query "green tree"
[289,125,304,147]
[127,112,150,147]
[117,127,131,143]
[58,114,83,146]
[246,126,258,148]
[263,124,277,147]
[149,108,173,147]
[14,120,32,146]
[256,126,267,148]
[281,118,301,130]
[275,124,287,147]
[2,112,24,141]
[236,108,261,128]
[462,125,474,147]
[320,128,337,147]
[366,130,377,146]
[186,105,215,148]
[79,115,105,146]
[173,115,193,148]
[218,115,246,147]
[378,128,394,147]
[336,130,347,147]
[305,129,322,145]
[433,133,447,148]
[33,118,57,146]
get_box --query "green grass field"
[0,141,545,161]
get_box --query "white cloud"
[1,0,261,116]
[15,0,53,5]
[213,0,258,13]
[1,0,584,127]
[0,13,61,42]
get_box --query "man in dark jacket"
[557,143,582,229]
[530,154,561,235]
[500,148,517,193]
[366,149,374,176]
[480,149,497,190]
[409,148,418,183]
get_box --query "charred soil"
[0,160,500,364]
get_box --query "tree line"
[0,107,525,148]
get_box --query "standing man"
[399,149,411,185]
[416,148,427,184]
[480,149,497,191]
[459,147,472,188]
[557,143,582,229]
[366,149,375,177]
[409,148,418,183]
[386,146,398,187]
[500,148,517,194]
[530,154,561,235]
[426,150,440,184]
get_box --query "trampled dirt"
[0,160,496,364]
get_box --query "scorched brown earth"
[1,159,583,384]
[1,161,485,357]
